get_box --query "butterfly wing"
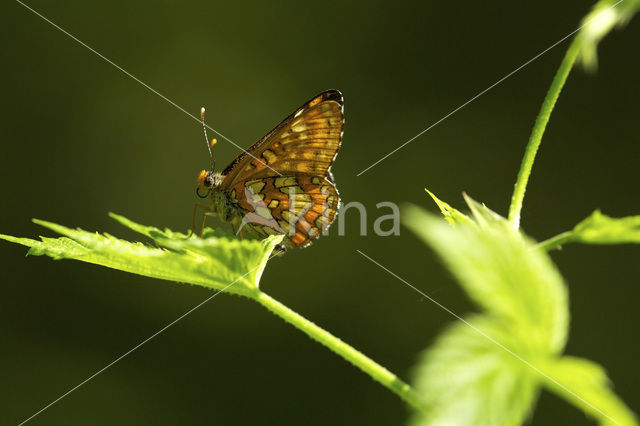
[231,175,340,247]
[220,89,344,187]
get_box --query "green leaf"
[0,214,283,297]
[573,210,640,244]
[410,315,540,426]
[404,205,569,354]
[577,0,640,70]
[424,189,474,226]
[541,356,638,426]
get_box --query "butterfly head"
[197,170,224,197]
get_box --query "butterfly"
[195,90,343,251]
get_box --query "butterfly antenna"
[200,107,216,171]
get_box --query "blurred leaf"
[573,210,640,244]
[577,0,640,70]
[0,214,283,296]
[410,315,540,426]
[404,205,569,354]
[537,210,640,250]
[541,356,638,426]
[425,189,474,226]
[462,193,508,229]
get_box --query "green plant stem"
[535,231,575,251]
[508,37,582,229]
[253,290,426,413]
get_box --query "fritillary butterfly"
[195,90,343,251]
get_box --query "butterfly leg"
[191,202,212,237]
[199,211,218,237]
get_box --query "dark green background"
[2,1,638,424]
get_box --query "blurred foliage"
[538,210,640,250]
[404,198,637,425]
[572,210,640,244]
[578,0,640,70]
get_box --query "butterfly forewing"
[221,90,343,187]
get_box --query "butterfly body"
[197,90,344,249]
[210,183,241,224]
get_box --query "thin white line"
[18,249,283,425]
[356,249,620,425]
[356,0,625,176]
[14,0,282,177]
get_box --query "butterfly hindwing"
[231,175,339,247]
[221,90,344,187]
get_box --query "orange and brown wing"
[231,175,339,247]
[220,90,343,188]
